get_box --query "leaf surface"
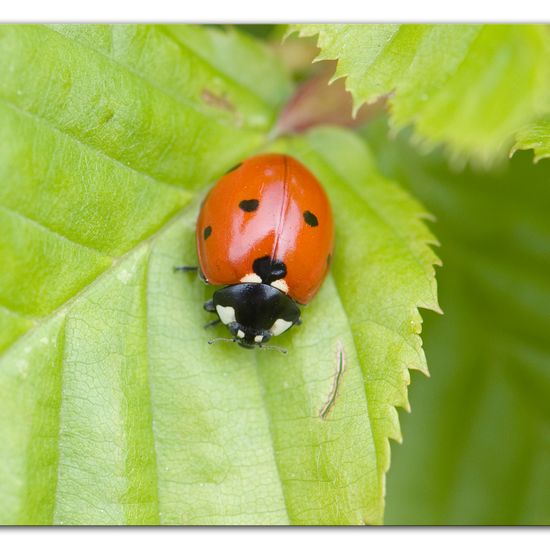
[0,25,439,525]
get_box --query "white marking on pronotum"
[319,341,346,420]
[271,279,289,294]
[270,318,293,337]
[240,273,262,284]
[237,329,245,339]
[216,305,236,325]
[254,335,263,343]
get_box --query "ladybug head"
[211,283,301,351]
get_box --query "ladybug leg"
[203,300,219,327]
[174,265,208,283]
[203,299,216,313]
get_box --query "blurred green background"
[364,122,550,525]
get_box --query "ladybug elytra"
[179,153,334,352]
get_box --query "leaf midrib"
[140,245,161,525]
[51,318,67,525]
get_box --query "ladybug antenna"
[259,344,288,355]
[208,337,237,345]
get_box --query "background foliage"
[364,119,550,525]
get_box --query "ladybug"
[178,153,334,352]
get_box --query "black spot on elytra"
[253,256,287,284]
[203,226,212,240]
[239,199,259,212]
[327,253,332,266]
[225,162,242,174]
[304,210,319,227]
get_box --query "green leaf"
[0,25,439,525]
[513,116,550,162]
[363,118,550,525]
[289,24,550,166]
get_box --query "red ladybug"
[181,153,334,351]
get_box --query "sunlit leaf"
[289,24,550,166]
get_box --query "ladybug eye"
[303,210,318,227]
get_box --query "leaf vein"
[0,203,109,257]
[0,202,196,359]
[0,94,185,194]
[157,25,273,112]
